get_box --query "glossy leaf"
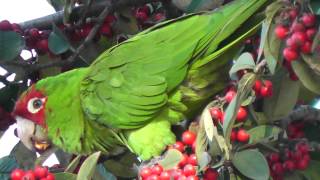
[158,149,183,170]
[0,31,25,61]
[0,155,19,180]
[65,155,82,173]
[223,73,256,146]
[232,149,269,180]
[76,151,101,180]
[229,52,256,80]
[55,172,77,180]
[48,24,70,55]
[247,125,282,144]
[263,69,301,121]
[292,60,320,94]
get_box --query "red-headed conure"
[13,0,267,160]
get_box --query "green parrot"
[13,0,267,160]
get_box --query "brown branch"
[1,0,163,72]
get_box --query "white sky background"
[0,0,59,166]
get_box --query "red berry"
[268,153,280,163]
[0,20,12,30]
[253,80,262,95]
[225,90,236,103]
[152,164,163,175]
[36,39,49,53]
[285,149,293,159]
[291,22,305,32]
[99,24,112,37]
[292,151,303,161]
[203,168,218,180]
[11,23,22,33]
[264,80,272,89]
[301,14,316,27]
[187,154,197,166]
[147,174,160,180]
[296,159,309,170]
[183,164,196,176]
[34,166,48,178]
[191,142,196,152]
[177,175,187,180]
[46,174,55,180]
[171,169,183,180]
[10,169,25,180]
[79,24,92,38]
[209,107,223,121]
[182,131,196,146]
[231,129,237,141]
[306,28,317,40]
[236,107,247,122]
[301,41,312,54]
[22,171,36,180]
[286,37,299,50]
[289,9,298,20]
[283,160,296,171]
[140,167,152,179]
[260,86,272,97]
[291,31,308,46]
[29,28,41,39]
[303,154,311,163]
[236,129,250,142]
[272,162,284,175]
[159,171,170,180]
[136,11,148,22]
[104,15,116,24]
[186,175,199,180]
[171,141,185,152]
[283,47,299,62]
[274,25,289,39]
[296,143,309,154]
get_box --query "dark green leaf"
[55,172,77,180]
[0,31,25,61]
[64,155,81,173]
[47,0,65,11]
[63,0,76,23]
[48,24,70,55]
[158,149,183,170]
[10,142,37,169]
[311,1,320,15]
[0,83,20,112]
[263,69,301,121]
[247,125,282,144]
[186,0,206,12]
[301,54,320,76]
[229,52,256,80]
[299,160,320,180]
[76,151,101,180]
[283,172,304,180]
[232,149,269,180]
[0,155,19,180]
[223,73,256,146]
[93,164,116,180]
[54,150,72,168]
[291,60,320,94]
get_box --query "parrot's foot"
[125,119,175,160]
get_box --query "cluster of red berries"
[287,121,305,139]
[274,8,318,80]
[267,142,310,180]
[134,5,165,28]
[10,166,55,180]
[253,79,273,98]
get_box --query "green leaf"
[223,73,256,146]
[0,31,25,61]
[299,160,320,180]
[311,1,320,15]
[76,151,101,180]
[63,0,77,23]
[301,54,320,76]
[311,27,320,52]
[48,24,70,55]
[55,172,77,180]
[247,125,282,144]
[0,155,19,180]
[232,149,269,180]
[263,69,301,121]
[10,142,37,169]
[158,149,183,170]
[65,155,81,173]
[93,164,116,180]
[0,83,21,112]
[229,52,256,80]
[186,0,206,13]
[291,60,320,94]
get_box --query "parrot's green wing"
[80,0,265,130]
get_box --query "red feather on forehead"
[13,85,47,127]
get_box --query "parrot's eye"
[27,98,45,114]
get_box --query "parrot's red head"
[13,85,51,152]
[13,85,47,127]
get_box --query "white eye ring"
[27,98,45,114]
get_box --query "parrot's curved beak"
[15,116,51,152]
